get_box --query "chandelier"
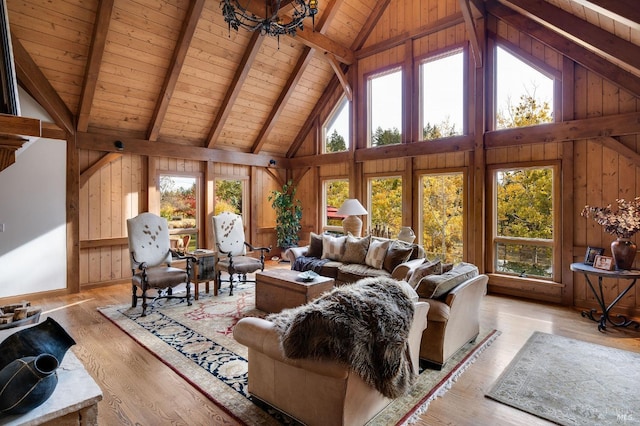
[220,0,318,38]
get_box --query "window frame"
[321,178,350,233]
[322,95,350,154]
[214,176,249,225]
[366,173,403,238]
[487,161,561,282]
[157,171,202,251]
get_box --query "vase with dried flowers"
[581,197,640,270]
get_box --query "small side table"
[188,250,217,299]
[570,262,640,332]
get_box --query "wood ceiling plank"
[569,0,640,30]
[78,0,115,132]
[147,0,205,141]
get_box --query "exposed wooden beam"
[147,0,205,141]
[251,48,314,153]
[0,113,40,137]
[487,1,640,98]
[264,167,284,187]
[12,38,74,135]
[498,0,640,76]
[207,31,264,149]
[598,136,640,168]
[485,111,640,147]
[355,135,475,162]
[325,53,352,101]
[76,132,291,168]
[570,0,640,31]
[289,150,352,168]
[79,152,122,187]
[77,0,114,132]
[460,0,482,67]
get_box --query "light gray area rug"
[486,331,640,425]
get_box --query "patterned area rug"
[486,331,640,426]
[99,286,499,425]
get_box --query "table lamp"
[337,199,368,237]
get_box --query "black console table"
[570,262,640,332]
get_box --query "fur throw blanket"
[266,277,416,398]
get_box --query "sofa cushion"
[342,235,371,264]
[337,263,391,283]
[318,261,343,279]
[365,239,390,269]
[415,262,479,299]
[307,232,324,258]
[408,259,441,289]
[322,235,347,261]
[383,242,413,273]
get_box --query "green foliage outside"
[326,180,349,226]
[370,177,402,237]
[372,127,401,146]
[496,92,553,129]
[326,130,347,153]
[269,180,303,248]
[215,179,242,215]
[160,176,196,228]
[423,117,459,141]
[421,174,464,263]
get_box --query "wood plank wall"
[76,0,640,317]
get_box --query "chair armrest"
[245,242,271,253]
[391,258,426,281]
[444,274,488,307]
[234,317,349,379]
[286,246,309,262]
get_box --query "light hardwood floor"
[26,272,640,426]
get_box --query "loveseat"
[405,260,487,369]
[286,232,426,285]
[234,279,429,426]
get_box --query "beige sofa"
[406,262,487,369]
[234,300,429,426]
[286,233,426,285]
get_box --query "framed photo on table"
[584,246,604,266]
[593,255,615,271]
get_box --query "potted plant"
[268,180,303,249]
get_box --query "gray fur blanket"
[266,277,416,398]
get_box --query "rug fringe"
[400,330,501,425]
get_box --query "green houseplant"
[268,180,303,249]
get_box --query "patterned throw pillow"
[307,232,324,258]
[383,241,414,273]
[408,259,441,289]
[342,235,371,264]
[321,234,347,261]
[365,239,390,269]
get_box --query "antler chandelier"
[220,0,318,38]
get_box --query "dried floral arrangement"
[581,197,640,239]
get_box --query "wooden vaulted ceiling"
[4,0,640,165]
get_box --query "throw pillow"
[383,242,413,273]
[365,239,390,269]
[342,235,371,264]
[408,259,441,289]
[415,262,479,299]
[321,234,347,261]
[307,232,323,258]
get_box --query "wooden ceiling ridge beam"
[207,31,264,149]
[12,38,75,135]
[485,111,640,148]
[76,131,291,168]
[498,0,640,76]
[250,0,341,154]
[487,1,640,98]
[79,152,122,187]
[147,0,205,141]
[569,0,640,30]
[77,0,114,133]
[460,0,482,67]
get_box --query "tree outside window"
[323,179,349,228]
[369,177,402,237]
[494,167,554,278]
[368,69,402,147]
[324,97,349,153]
[420,173,464,263]
[215,179,243,215]
[160,174,198,250]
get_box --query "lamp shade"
[336,199,368,216]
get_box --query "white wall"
[0,89,66,298]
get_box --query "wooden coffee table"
[255,269,334,313]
